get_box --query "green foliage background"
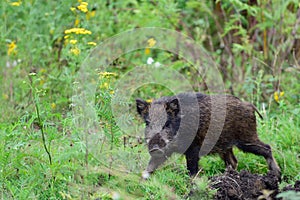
[0,0,299,199]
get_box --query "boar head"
[136,97,181,157]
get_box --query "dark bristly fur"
[136,92,281,179]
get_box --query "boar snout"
[148,133,167,156]
[149,144,160,152]
[149,146,164,157]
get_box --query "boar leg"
[220,148,238,169]
[237,140,281,178]
[142,156,167,179]
[185,144,200,176]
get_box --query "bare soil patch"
[209,168,300,200]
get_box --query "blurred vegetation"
[0,0,299,199]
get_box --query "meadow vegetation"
[0,0,299,199]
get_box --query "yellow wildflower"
[87,42,97,46]
[77,2,88,13]
[64,35,70,39]
[99,72,117,78]
[274,92,279,102]
[74,18,80,27]
[100,82,109,89]
[7,41,17,56]
[10,1,22,6]
[274,91,284,103]
[145,48,150,55]
[146,99,153,103]
[70,47,80,55]
[70,7,76,12]
[64,28,91,35]
[51,103,56,109]
[86,9,96,20]
[109,90,115,95]
[70,39,77,45]
[147,38,156,48]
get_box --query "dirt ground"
[209,168,300,200]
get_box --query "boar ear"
[166,98,179,115]
[136,98,149,116]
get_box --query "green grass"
[0,100,299,199]
[1,0,300,199]
[1,107,298,199]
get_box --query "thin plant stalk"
[34,93,52,166]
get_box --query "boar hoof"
[142,170,151,180]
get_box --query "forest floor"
[206,168,300,200]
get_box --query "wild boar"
[136,92,281,179]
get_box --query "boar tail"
[252,105,263,120]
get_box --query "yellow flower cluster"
[100,82,109,89]
[145,38,157,55]
[77,2,88,13]
[274,91,284,102]
[70,47,80,55]
[99,82,115,95]
[99,72,117,78]
[7,41,17,56]
[10,1,22,6]
[70,39,77,44]
[147,38,156,48]
[51,103,56,109]
[99,77,115,95]
[64,28,92,35]
[64,1,95,56]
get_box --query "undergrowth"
[1,0,299,199]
